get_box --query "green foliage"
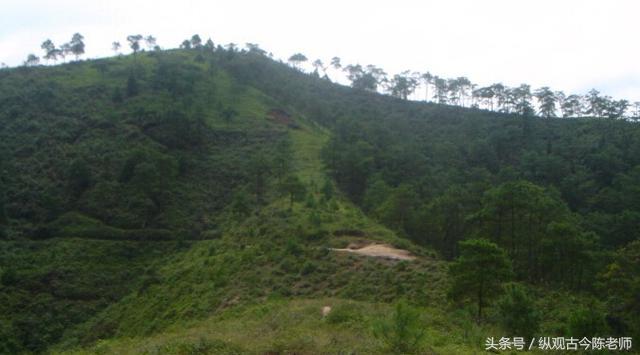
[279,175,307,208]
[568,302,608,338]
[449,238,513,320]
[1,43,637,354]
[599,240,640,337]
[372,299,425,354]
[1,267,18,286]
[320,177,334,201]
[325,303,363,325]
[67,158,92,196]
[126,72,138,97]
[497,283,540,339]
[145,338,245,355]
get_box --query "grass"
[59,298,501,354]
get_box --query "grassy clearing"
[59,298,501,354]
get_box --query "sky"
[1,0,639,103]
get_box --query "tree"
[254,155,272,205]
[40,39,59,64]
[288,53,308,70]
[180,40,192,49]
[453,77,472,106]
[497,283,540,339]
[372,300,425,354]
[474,86,496,110]
[68,33,85,60]
[24,54,40,67]
[59,43,71,62]
[204,38,215,52]
[312,59,327,77]
[112,41,121,55]
[67,159,92,196]
[388,71,419,100]
[586,89,606,117]
[374,184,419,234]
[420,72,433,102]
[280,175,306,209]
[449,238,513,321]
[144,35,157,50]
[330,56,341,70]
[344,64,386,92]
[534,87,557,118]
[190,34,202,49]
[561,94,583,117]
[433,76,448,103]
[632,102,640,118]
[600,240,640,337]
[513,84,534,116]
[245,43,265,55]
[127,34,143,55]
[603,99,629,119]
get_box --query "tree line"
[288,53,640,120]
[9,33,638,120]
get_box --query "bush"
[149,338,245,355]
[325,303,363,325]
[372,300,425,354]
[568,302,608,338]
[300,261,317,276]
[1,268,18,287]
[497,283,540,339]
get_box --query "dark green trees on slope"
[449,238,513,320]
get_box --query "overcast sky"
[1,0,639,102]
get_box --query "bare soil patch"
[331,242,416,261]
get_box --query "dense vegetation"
[1,40,638,354]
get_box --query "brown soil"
[331,242,416,261]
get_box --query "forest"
[0,33,638,354]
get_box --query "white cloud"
[1,0,638,102]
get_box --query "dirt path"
[331,243,416,261]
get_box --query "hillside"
[1,47,639,354]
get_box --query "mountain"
[0,47,638,354]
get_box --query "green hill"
[1,47,638,354]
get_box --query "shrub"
[325,303,363,325]
[1,268,18,287]
[568,302,608,338]
[372,300,425,354]
[497,283,540,339]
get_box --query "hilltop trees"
[420,72,433,101]
[344,64,387,92]
[204,38,215,52]
[312,59,327,77]
[40,39,61,64]
[127,34,143,55]
[190,34,202,49]
[19,35,635,119]
[38,34,84,63]
[68,33,85,60]
[534,87,557,118]
[144,35,157,50]
[24,54,40,67]
[288,53,308,70]
[388,71,419,100]
[180,40,192,49]
[112,41,121,55]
